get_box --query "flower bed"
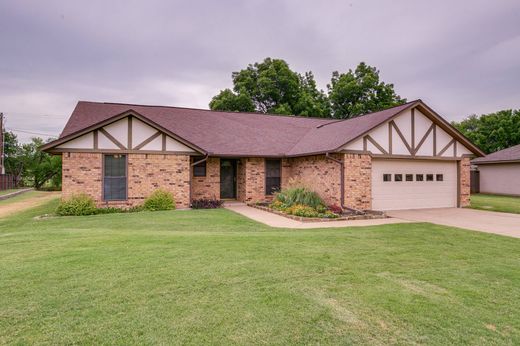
[250,203,387,222]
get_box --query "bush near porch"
[270,187,339,218]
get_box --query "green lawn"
[0,188,22,196]
[0,200,519,345]
[471,193,520,214]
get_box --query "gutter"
[325,153,344,208]
[325,152,366,215]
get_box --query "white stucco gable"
[55,115,197,154]
[343,107,474,158]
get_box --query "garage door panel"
[371,160,457,210]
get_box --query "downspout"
[325,152,345,209]
[325,152,365,215]
[189,154,209,207]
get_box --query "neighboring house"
[472,144,520,196]
[42,99,484,211]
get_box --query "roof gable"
[42,99,484,157]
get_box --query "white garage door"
[371,159,458,210]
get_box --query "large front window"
[103,154,127,200]
[265,159,281,195]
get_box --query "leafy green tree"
[293,72,330,117]
[210,58,329,116]
[327,62,406,119]
[19,137,62,189]
[3,131,23,177]
[3,133,62,189]
[452,109,520,154]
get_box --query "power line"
[5,112,68,119]
[6,128,58,138]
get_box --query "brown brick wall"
[191,157,220,200]
[285,154,342,206]
[62,152,190,209]
[237,158,246,201]
[459,157,471,207]
[62,152,102,200]
[127,154,190,209]
[241,157,266,202]
[344,153,372,210]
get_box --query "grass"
[0,190,49,206]
[0,199,519,344]
[0,188,24,196]
[471,193,520,214]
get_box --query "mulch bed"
[248,203,387,223]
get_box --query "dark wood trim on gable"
[128,116,133,149]
[437,139,456,157]
[413,123,435,155]
[389,120,413,155]
[93,130,98,150]
[411,108,415,154]
[366,135,389,155]
[98,128,127,150]
[133,131,162,150]
[41,109,206,154]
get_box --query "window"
[265,159,281,195]
[103,154,127,200]
[416,174,424,181]
[406,174,413,181]
[394,174,403,182]
[383,174,392,182]
[426,174,434,181]
[436,174,444,181]
[193,157,206,177]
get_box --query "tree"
[19,137,62,189]
[327,62,406,119]
[210,58,329,116]
[3,131,23,177]
[452,109,520,154]
[2,132,62,189]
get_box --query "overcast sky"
[1,0,519,142]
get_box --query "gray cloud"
[1,0,519,142]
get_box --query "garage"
[371,159,458,210]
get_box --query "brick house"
[42,99,484,211]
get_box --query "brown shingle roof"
[45,99,482,157]
[472,144,520,164]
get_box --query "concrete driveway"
[387,208,520,238]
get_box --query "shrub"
[143,189,175,211]
[191,198,223,209]
[56,194,97,216]
[274,187,325,209]
[286,204,320,218]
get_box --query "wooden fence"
[0,174,19,190]
[470,170,480,194]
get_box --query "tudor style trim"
[338,100,484,157]
[41,109,205,154]
[133,131,162,150]
[99,127,127,150]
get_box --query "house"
[471,144,520,196]
[41,99,484,211]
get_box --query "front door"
[220,159,236,199]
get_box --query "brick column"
[343,153,372,210]
[459,157,471,207]
[243,157,265,202]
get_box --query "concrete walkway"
[224,202,409,229]
[387,208,520,238]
